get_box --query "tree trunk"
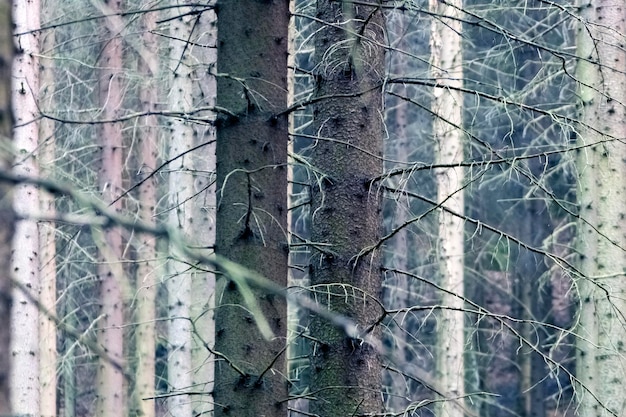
[430,1,465,416]
[213,0,290,415]
[308,1,385,415]
[166,2,196,415]
[11,0,41,413]
[189,7,217,416]
[134,7,159,417]
[95,0,126,415]
[0,1,14,414]
[39,3,57,414]
[575,1,626,416]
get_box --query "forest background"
[0,0,624,417]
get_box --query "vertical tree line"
[430,0,465,415]
[307,1,385,415]
[1,1,626,417]
[213,0,289,415]
[0,0,14,410]
[575,0,626,415]
[11,0,41,414]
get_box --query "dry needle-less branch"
[11,279,130,382]
[382,266,615,417]
[17,3,214,36]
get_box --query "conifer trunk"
[308,1,385,415]
[166,2,195,415]
[213,1,290,416]
[134,7,159,417]
[575,1,626,415]
[95,0,125,415]
[11,0,41,413]
[38,5,57,414]
[430,0,466,415]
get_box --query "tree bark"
[38,3,57,414]
[575,1,626,416]
[308,1,385,415]
[11,0,41,413]
[134,6,159,417]
[430,1,465,415]
[213,0,290,416]
[166,2,196,415]
[189,7,217,416]
[0,1,14,414]
[95,0,126,415]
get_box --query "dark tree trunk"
[308,1,386,416]
[213,1,290,416]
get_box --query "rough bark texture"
[430,1,465,416]
[575,1,626,416]
[11,0,41,414]
[95,1,125,415]
[0,1,14,414]
[308,1,385,416]
[213,1,290,416]
[134,7,159,417]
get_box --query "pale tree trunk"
[575,2,626,416]
[287,4,304,415]
[287,3,318,414]
[134,6,159,417]
[166,2,196,415]
[11,0,41,414]
[0,1,14,413]
[308,1,385,415]
[574,0,599,412]
[95,0,126,415]
[430,0,465,416]
[213,0,289,416]
[39,3,57,415]
[189,6,217,416]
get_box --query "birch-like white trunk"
[38,3,57,414]
[166,3,197,415]
[575,2,626,415]
[430,1,465,416]
[11,0,41,414]
[574,1,600,414]
[189,6,217,416]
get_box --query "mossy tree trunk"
[213,1,290,416]
[308,1,385,416]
